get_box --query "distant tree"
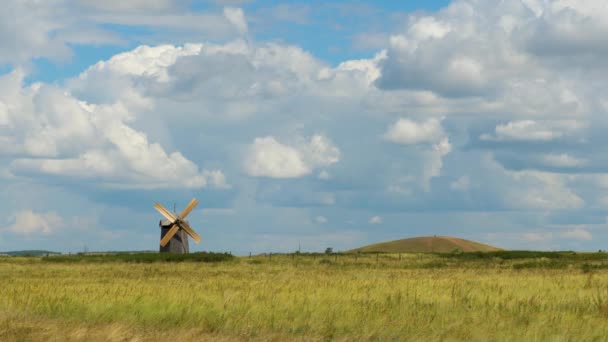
[325,247,333,254]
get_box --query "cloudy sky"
[3,0,608,254]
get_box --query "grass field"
[2,252,608,341]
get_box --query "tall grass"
[1,253,608,340]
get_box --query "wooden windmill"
[153,198,202,253]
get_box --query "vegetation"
[42,251,233,263]
[348,236,501,253]
[0,250,61,257]
[1,251,608,341]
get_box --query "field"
[2,252,608,341]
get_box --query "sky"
[2,0,608,254]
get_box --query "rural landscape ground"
[2,251,608,341]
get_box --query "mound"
[349,236,502,253]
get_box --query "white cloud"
[541,154,587,168]
[384,117,452,191]
[244,135,340,178]
[561,228,592,241]
[506,170,584,210]
[5,210,64,236]
[384,118,444,145]
[223,7,248,35]
[244,137,309,178]
[78,0,177,12]
[409,16,451,40]
[78,44,203,81]
[335,52,385,85]
[373,0,608,122]
[522,232,553,242]
[0,0,241,65]
[302,135,341,167]
[369,216,383,224]
[520,0,608,60]
[421,137,452,191]
[482,120,559,142]
[0,69,225,189]
[480,120,584,142]
[521,228,592,242]
[0,99,10,126]
[315,216,327,224]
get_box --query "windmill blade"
[179,221,202,243]
[160,224,180,247]
[179,198,199,220]
[154,203,176,223]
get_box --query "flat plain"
[1,252,608,341]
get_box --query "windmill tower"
[153,198,202,253]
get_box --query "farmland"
[1,252,608,341]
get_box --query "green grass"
[41,252,234,263]
[438,250,608,260]
[0,250,61,257]
[1,252,608,341]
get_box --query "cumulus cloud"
[0,69,226,189]
[421,138,453,191]
[519,0,608,61]
[244,137,308,178]
[5,210,64,236]
[376,9,494,97]
[244,135,340,178]
[480,120,585,142]
[315,216,328,224]
[373,0,608,126]
[384,117,452,191]
[78,43,203,81]
[384,118,445,144]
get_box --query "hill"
[348,236,502,253]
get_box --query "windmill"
[153,198,202,253]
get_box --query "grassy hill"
[349,236,502,253]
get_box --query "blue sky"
[2,0,608,254]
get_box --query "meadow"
[1,252,608,341]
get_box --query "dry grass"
[1,254,608,341]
